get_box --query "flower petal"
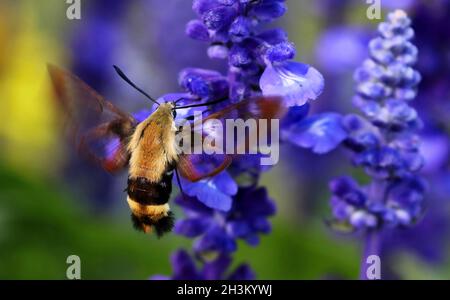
[282,113,347,154]
[228,264,256,280]
[260,61,324,106]
[194,226,237,254]
[171,250,199,280]
[182,172,236,211]
[174,218,211,238]
[202,255,232,280]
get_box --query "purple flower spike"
[153,0,323,280]
[323,10,426,279]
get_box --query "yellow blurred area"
[0,1,65,175]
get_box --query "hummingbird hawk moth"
[48,64,284,236]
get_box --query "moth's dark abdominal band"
[126,164,175,235]
[127,171,173,205]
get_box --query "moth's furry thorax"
[127,103,178,182]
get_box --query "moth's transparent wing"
[177,96,285,182]
[48,64,136,173]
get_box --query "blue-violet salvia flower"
[377,1,450,266]
[174,187,275,255]
[184,0,324,105]
[325,10,426,279]
[153,0,323,280]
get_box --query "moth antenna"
[174,97,227,110]
[113,65,160,106]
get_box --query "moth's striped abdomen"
[126,168,174,236]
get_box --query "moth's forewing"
[48,64,136,173]
[177,96,285,182]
